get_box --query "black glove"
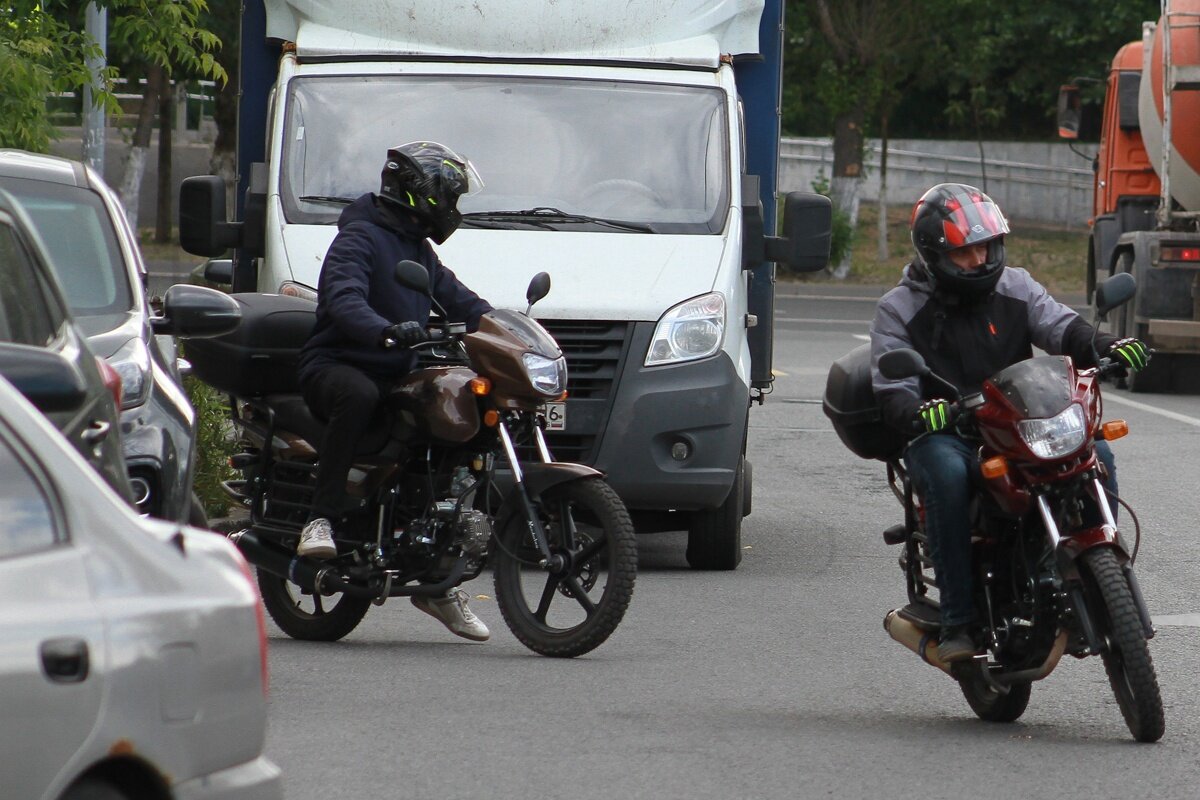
[916,399,955,433]
[1108,337,1150,372]
[382,321,429,348]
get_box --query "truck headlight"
[1017,404,1088,459]
[522,352,567,396]
[645,293,725,366]
[109,337,151,410]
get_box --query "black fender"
[494,462,605,532]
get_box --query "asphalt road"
[251,282,1200,799]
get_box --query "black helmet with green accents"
[378,141,484,244]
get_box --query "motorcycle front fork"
[495,417,562,570]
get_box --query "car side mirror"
[151,285,242,338]
[766,192,832,273]
[0,343,88,412]
[1057,84,1082,140]
[878,348,929,381]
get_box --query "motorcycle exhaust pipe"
[883,609,952,675]
[229,528,377,599]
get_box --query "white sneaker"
[297,518,337,560]
[411,587,490,641]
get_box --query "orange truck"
[1059,0,1200,392]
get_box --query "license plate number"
[544,402,566,431]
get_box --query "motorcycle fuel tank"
[390,366,481,443]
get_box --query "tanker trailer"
[1059,0,1200,392]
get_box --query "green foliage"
[0,0,226,153]
[184,374,234,519]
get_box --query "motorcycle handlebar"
[381,327,449,349]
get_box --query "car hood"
[76,311,143,358]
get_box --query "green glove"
[917,399,954,433]
[1109,337,1151,372]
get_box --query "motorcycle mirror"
[525,272,551,314]
[394,260,431,295]
[878,348,928,381]
[1095,272,1136,319]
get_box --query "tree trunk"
[877,111,890,262]
[830,108,865,279]
[118,66,165,233]
[155,78,174,243]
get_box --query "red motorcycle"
[823,273,1164,742]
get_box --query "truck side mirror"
[179,176,243,257]
[1057,84,1082,140]
[765,192,832,272]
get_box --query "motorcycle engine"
[455,509,493,558]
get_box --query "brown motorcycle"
[188,261,636,657]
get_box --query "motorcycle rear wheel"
[494,477,637,657]
[1081,547,1165,742]
[958,672,1032,723]
[257,568,372,642]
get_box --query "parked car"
[0,149,240,524]
[0,348,282,800]
[0,187,131,501]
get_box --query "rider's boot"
[937,625,977,662]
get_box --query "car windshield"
[280,74,729,234]
[0,177,133,317]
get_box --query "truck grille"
[537,319,630,464]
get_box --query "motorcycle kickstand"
[372,572,393,606]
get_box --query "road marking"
[1152,614,1200,627]
[852,333,870,341]
[781,294,880,302]
[772,368,788,376]
[1104,393,1200,428]
[775,317,871,325]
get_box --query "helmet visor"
[939,193,1009,249]
[393,141,486,197]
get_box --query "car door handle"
[40,637,90,683]
[81,420,111,445]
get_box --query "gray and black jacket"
[869,262,1116,433]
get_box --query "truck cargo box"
[186,293,316,397]
[822,344,907,462]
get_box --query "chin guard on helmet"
[379,141,484,244]
[909,183,1009,297]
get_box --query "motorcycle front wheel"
[257,568,372,642]
[493,477,637,657]
[1081,547,1165,742]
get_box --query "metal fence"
[780,137,1097,228]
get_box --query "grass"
[786,202,1091,295]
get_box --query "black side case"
[822,344,907,461]
[186,293,316,396]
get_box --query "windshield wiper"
[462,207,654,233]
[299,195,354,205]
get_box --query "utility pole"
[82,3,107,174]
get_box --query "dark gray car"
[0,150,239,524]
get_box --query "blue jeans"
[903,433,1117,629]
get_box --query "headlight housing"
[522,352,567,397]
[645,292,725,366]
[109,337,151,410]
[279,281,318,302]
[1017,404,1088,459]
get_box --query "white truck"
[179,0,831,569]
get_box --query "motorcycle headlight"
[1017,404,1088,459]
[522,352,567,397]
[645,292,725,366]
[109,337,151,410]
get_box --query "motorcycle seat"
[264,394,402,461]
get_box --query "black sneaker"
[937,626,977,662]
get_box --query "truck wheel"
[686,454,743,570]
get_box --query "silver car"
[0,348,281,800]
[0,149,238,525]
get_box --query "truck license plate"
[544,402,566,431]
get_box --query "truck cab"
[179,0,831,568]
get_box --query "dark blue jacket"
[297,194,491,383]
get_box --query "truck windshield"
[280,75,729,234]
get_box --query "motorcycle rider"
[295,141,494,641]
[869,183,1150,662]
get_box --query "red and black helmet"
[909,183,1009,296]
[378,141,484,244]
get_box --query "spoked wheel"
[958,670,1032,723]
[257,567,372,642]
[493,477,636,657]
[1081,547,1165,742]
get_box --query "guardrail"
[780,137,1096,228]
[50,78,218,133]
